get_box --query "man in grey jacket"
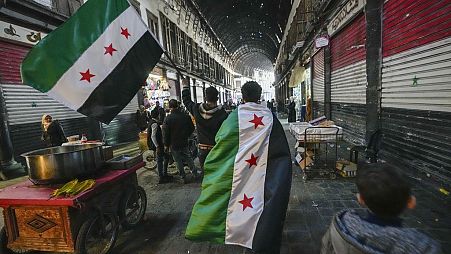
[321,164,441,254]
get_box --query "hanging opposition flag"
[21,0,163,124]
[186,102,292,252]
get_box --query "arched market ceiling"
[193,0,292,74]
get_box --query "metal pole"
[0,86,24,179]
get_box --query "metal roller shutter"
[312,48,325,118]
[1,84,85,125]
[0,41,30,84]
[381,0,451,184]
[101,95,139,145]
[330,13,367,145]
[0,84,90,161]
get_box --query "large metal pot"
[22,144,105,184]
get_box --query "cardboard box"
[300,156,313,170]
[336,160,357,177]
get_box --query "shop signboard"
[315,36,329,48]
[0,21,47,45]
[327,0,366,36]
[166,70,177,80]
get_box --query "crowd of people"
[140,81,229,184]
[40,80,441,253]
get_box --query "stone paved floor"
[112,121,450,253]
[0,121,450,253]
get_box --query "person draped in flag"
[186,81,292,253]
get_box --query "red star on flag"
[121,27,131,39]
[239,194,254,211]
[245,153,258,168]
[80,69,95,83]
[249,114,264,129]
[104,43,117,56]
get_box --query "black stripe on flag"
[252,115,292,253]
[78,31,163,124]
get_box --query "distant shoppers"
[288,97,296,122]
[182,80,228,172]
[136,105,150,132]
[163,99,199,183]
[151,101,166,124]
[148,110,172,184]
[321,164,441,254]
[41,114,66,147]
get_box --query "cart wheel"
[329,172,337,180]
[75,213,119,254]
[118,186,147,230]
[143,151,157,170]
[0,227,30,254]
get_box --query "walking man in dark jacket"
[163,99,198,183]
[148,110,172,184]
[182,79,228,172]
[151,101,166,124]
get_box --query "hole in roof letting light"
[260,3,264,8]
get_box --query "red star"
[245,153,258,168]
[79,69,95,83]
[239,194,254,211]
[104,43,117,56]
[121,27,131,39]
[249,114,264,129]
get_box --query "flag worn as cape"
[21,0,163,124]
[186,102,292,252]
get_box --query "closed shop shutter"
[1,84,89,161]
[1,84,85,125]
[381,0,451,184]
[0,41,30,84]
[102,96,139,145]
[312,48,325,118]
[330,13,367,145]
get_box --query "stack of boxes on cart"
[290,116,357,178]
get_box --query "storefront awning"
[288,66,305,88]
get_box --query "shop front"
[288,62,306,121]
[143,67,174,111]
[328,0,367,145]
[380,0,451,184]
[312,48,325,118]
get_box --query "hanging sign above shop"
[315,36,329,48]
[0,21,47,45]
[327,0,366,36]
[166,70,178,80]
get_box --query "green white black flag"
[21,0,163,123]
[186,103,292,252]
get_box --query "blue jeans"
[171,146,197,178]
[156,149,170,179]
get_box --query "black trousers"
[198,148,212,170]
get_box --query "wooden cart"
[0,162,147,254]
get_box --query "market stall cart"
[290,122,343,181]
[0,162,146,254]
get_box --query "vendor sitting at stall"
[41,114,66,147]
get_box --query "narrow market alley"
[0,0,450,253]
[112,122,451,253]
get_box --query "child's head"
[356,163,416,217]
